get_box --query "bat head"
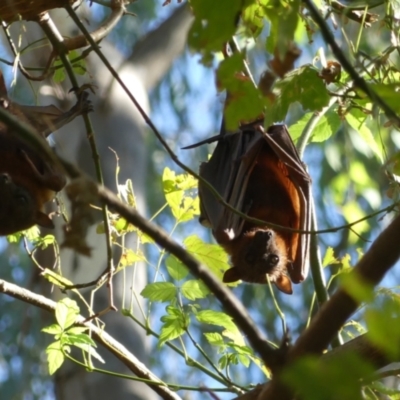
[222,229,293,294]
[0,173,54,235]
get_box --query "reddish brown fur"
[221,142,301,293]
[0,128,65,235]
[0,73,91,235]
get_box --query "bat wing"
[17,92,92,138]
[199,121,264,243]
[263,124,311,283]
[198,122,311,284]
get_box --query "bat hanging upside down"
[0,70,92,235]
[186,121,311,294]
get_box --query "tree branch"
[0,279,181,400]
[259,214,400,399]
[234,332,392,400]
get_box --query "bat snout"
[0,172,11,185]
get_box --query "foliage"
[42,298,101,375]
[2,0,400,400]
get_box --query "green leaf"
[227,343,253,367]
[181,280,210,300]
[163,168,199,222]
[42,324,63,335]
[55,298,80,330]
[138,231,155,244]
[242,0,268,37]
[346,109,383,162]
[67,327,89,335]
[266,65,330,126]
[204,332,225,347]
[141,282,177,302]
[340,272,374,303]
[188,0,243,62]
[371,82,400,115]
[69,50,86,76]
[42,269,74,289]
[159,305,189,346]
[34,234,56,249]
[184,235,232,282]
[322,247,339,268]
[72,342,105,363]
[265,0,300,56]
[282,353,373,400]
[118,249,146,270]
[53,58,66,83]
[366,297,400,358]
[112,217,136,235]
[196,310,238,334]
[64,333,96,347]
[196,310,244,345]
[46,341,64,375]
[217,53,265,130]
[219,354,228,369]
[289,109,342,143]
[166,255,188,281]
[338,254,352,273]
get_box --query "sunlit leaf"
[266,65,330,126]
[166,255,189,281]
[217,53,264,130]
[42,324,63,335]
[163,168,199,222]
[159,305,189,346]
[265,0,300,57]
[322,247,339,268]
[184,235,232,282]
[118,248,146,270]
[289,109,341,143]
[181,279,210,300]
[204,332,225,346]
[196,310,236,330]
[55,298,80,330]
[46,341,64,375]
[346,109,383,162]
[188,0,243,62]
[141,282,177,302]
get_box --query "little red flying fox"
[185,121,311,294]
[0,70,92,235]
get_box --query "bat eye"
[0,174,11,185]
[15,194,28,205]
[267,254,279,267]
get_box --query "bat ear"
[275,275,293,294]
[35,211,55,229]
[222,267,241,283]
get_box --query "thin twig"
[0,279,181,400]
[37,12,116,309]
[302,0,400,126]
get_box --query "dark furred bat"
[0,71,91,235]
[195,121,311,294]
